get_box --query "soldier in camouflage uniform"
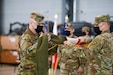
[64,23,78,38]
[17,12,67,75]
[58,23,86,75]
[82,26,90,36]
[85,14,113,75]
[81,26,93,44]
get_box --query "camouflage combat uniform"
[17,28,66,75]
[58,23,83,75]
[58,23,93,75]
[58,44,87,75]
[85,14,113,75]
[86,31,113,75]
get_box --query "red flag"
[52,53,58,70]
[51,14,58,75]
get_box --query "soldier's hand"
[63,41,72,46]
[47,33,51,41]
[77,66,84,73]
[78,36,88,43]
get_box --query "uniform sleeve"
[48,34,66,55]
[50,34,67,44]
[48,41,58,56]
[84,37,92,44]
[57,45,63,64]
[88,35,104,53]
[19,34,38,57]
[86,35,104,65]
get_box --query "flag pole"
[53,13,58,35]
[51,13,58,75]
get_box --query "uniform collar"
[24,28,36,37]
[101,30,110,34]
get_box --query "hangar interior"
[0,0,113,75]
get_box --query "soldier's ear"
[29,18,33,25]
[29,18,37,24]
[72,28,75,32]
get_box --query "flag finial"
[54,13,58,19]
[65,15,69,23]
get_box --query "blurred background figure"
[64,23,78,38]
[81,26,90,36]
[81,26,94,44]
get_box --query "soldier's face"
[98,22,109,32]
[35,23,47,33]
[65,26,72,31]
[42,26,47,33]
[30,18,38,29]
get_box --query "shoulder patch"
[19,34,32,47]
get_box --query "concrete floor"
[0,64,60,75]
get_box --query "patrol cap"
[82,26,90,32]
[65,23,74,29]
[94,14,110,25]
[30,12,44,23]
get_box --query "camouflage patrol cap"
[65,23,74,29]
[30,12,44,23]
[82,26,90,32]
[95,14,110,25]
